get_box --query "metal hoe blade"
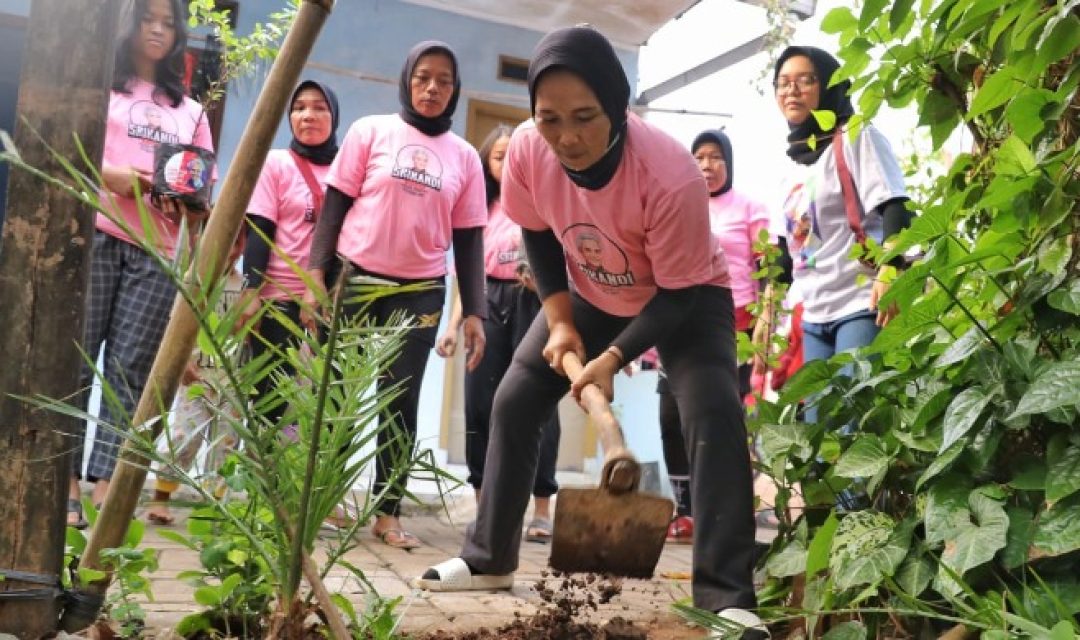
[549,485,673,578]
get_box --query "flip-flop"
[375,528,422,550]
[67,498,88,530]
[525,517,552,543]
[146,511,175,526]
[414,558,514,592]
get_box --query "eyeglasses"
[774,74,818,94]
[411,74,454,91]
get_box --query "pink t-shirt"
[502,113,730,317]
[484,201,523,280]
[324,114,487,278]
[247,149,328,300]
[96,79,214,258]
[709,191,770,308]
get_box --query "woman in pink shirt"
[418,26,765,636]
[660,130,771,543]
[435,124,561,543]
[305,41,488,550]
[69,0,214,528]
[240,79,339,423]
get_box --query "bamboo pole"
[60,0,337,631]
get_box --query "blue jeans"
[801,309,880,370]
[802,310,879,510]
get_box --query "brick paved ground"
[99,465,779,637]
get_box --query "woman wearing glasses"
[305,41,488,549]
[761,47,911,396]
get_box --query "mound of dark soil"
[418,571,649,640]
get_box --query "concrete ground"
[124,467,778,637]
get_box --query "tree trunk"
[0,0,118,637]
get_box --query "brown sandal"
[376,528,422,550]
[146,510,175,526]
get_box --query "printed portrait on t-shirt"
[562,223,635,288]
[392,144,443,195]
[127,100,181,149]
[781,177,822,270]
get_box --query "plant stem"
[929,273,1002,352]
[287,268,346,603]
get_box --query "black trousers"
[461,286,757,612]
[339,266,445,518]
[248,300,304,426]
[465,278,559,497]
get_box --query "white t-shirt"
[502,113,731,317]
[769,124,908,324]
[324,114,487,278]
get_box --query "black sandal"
[68,498,88,530]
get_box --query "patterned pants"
[74,232,176,481]
[152,387,238,496]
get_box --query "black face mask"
[774,46,855,165]
[527,26,630,191]
[398,41,461,137]
[691,129,733,197]
[288,80,340,166]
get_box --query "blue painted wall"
[216,0,640,172]
[0,0,28,15]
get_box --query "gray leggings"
[461,286,757,612]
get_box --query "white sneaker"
[709,608,770,639]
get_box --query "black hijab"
[289,80,340,165]
[398,41,461,137]
[527,26,630,191]
[691,129,733,196]
[774,46,855,165]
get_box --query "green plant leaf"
[835,435,891,478]
[812,109,838,131]
[821,6,858,33]
[219,572,243,600]
[936,327,985,368]
[1035,14,1080,73]
[968,67,1020,120]
[193,585,222,607]
[941,387,993,453]
[926,476,974,545]
[1028,496,1080,556]
[894,551,935,596]
[889,0,916,33]
[1049,621,1078,640]
[1047,280,1080,315]
[1010,361,1080,418]
[996,135,1038,176]
[1004,88,1057,143]
[822,621,868,640]
[859,0,889,29]
[1002,506,1035,570]
[779,359,837,405]
[765,538,807,578]
[830,512,912,591]
[1045,434,1080,505]
[77,567,107,583]
[807,511,840,577]
[759,422,813,462]
[918,440,966,490]
[937,490,1009,593]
